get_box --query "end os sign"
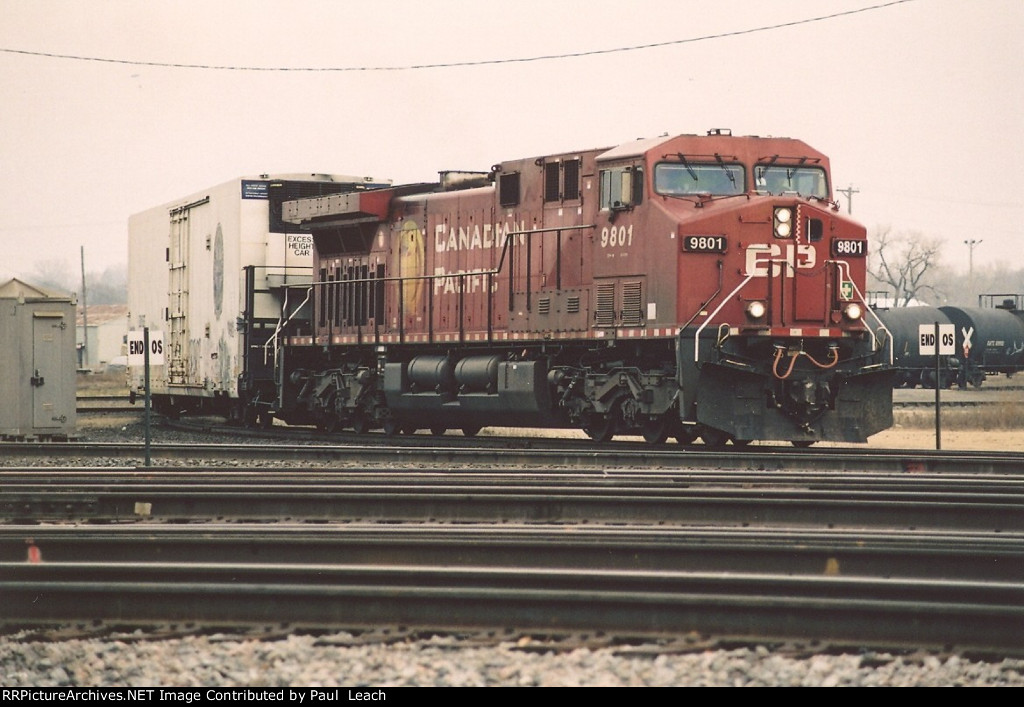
[918,323,954,356]
[127,330,165,366]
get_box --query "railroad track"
[4,467,1024,529]
[3,434,1024,474]
[3,472,1023,655]
[75,394,136,413]
[9,413,1024,656]
[75,389,1020,414]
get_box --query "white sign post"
[918,322,955,449]
[128,329,164,466]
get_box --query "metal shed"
[0,278,78,439]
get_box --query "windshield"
[754,165,828,198]
[654,163,745,196]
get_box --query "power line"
[0,1,917,73]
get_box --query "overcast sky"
[1,0,1021,284]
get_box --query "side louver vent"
[621,281,642,327]
[595,283,615,327]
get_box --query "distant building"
[76,303,128,370]
[866,291,928,310]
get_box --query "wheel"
[382,418,401,436]
[430,426,447,436]
[583,415,615,443]
[402,426,419,435]
[461,425,482,437]
[257,411,274,430]
[641,416,670,445]
[731,438,752,447]
[350,412,370,435]
[791,440,815,448]
[674,426,698,445]
[699,427,729,447]
[317,416,341,434]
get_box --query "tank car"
[127,173,389,420]
[940,299,1024,387]
[265,130,894,446]
[874,297,1024,389]
[873,306,960,388]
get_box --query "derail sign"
[127,330,165,366]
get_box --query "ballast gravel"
[1,632,1022,687]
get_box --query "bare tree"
[868,227,944,305]
[28,258,74,293]
[22,259,127,303]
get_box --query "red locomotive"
[260,129,893,445]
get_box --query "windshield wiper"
[714,153,736,187]
[676,153,698,182]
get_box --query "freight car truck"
[127,174,388,421]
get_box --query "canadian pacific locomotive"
[235,129,894,446]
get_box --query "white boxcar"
[128,174,388,420]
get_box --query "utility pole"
[964,239,982,301]
[837,184,859,215]
[80,246,88,369]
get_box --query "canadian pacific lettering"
[434,221,526,253]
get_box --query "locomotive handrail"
[692,253,804,358]
[691,260,893,366]
[832,259,893,365]
[693,273,756,362]
[297,223,595,346]
[500,224,595,312]
[264,285,313,364]
[680,261,724,332]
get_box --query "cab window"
[654,162,744,196]
[600,166,643,210]
[754,165,828,198]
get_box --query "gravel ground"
[3,414,1022,687]
[1,632,1022,687]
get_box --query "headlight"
[843,303,863,321]
[774,207,793,238]
[746,301,767,319]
